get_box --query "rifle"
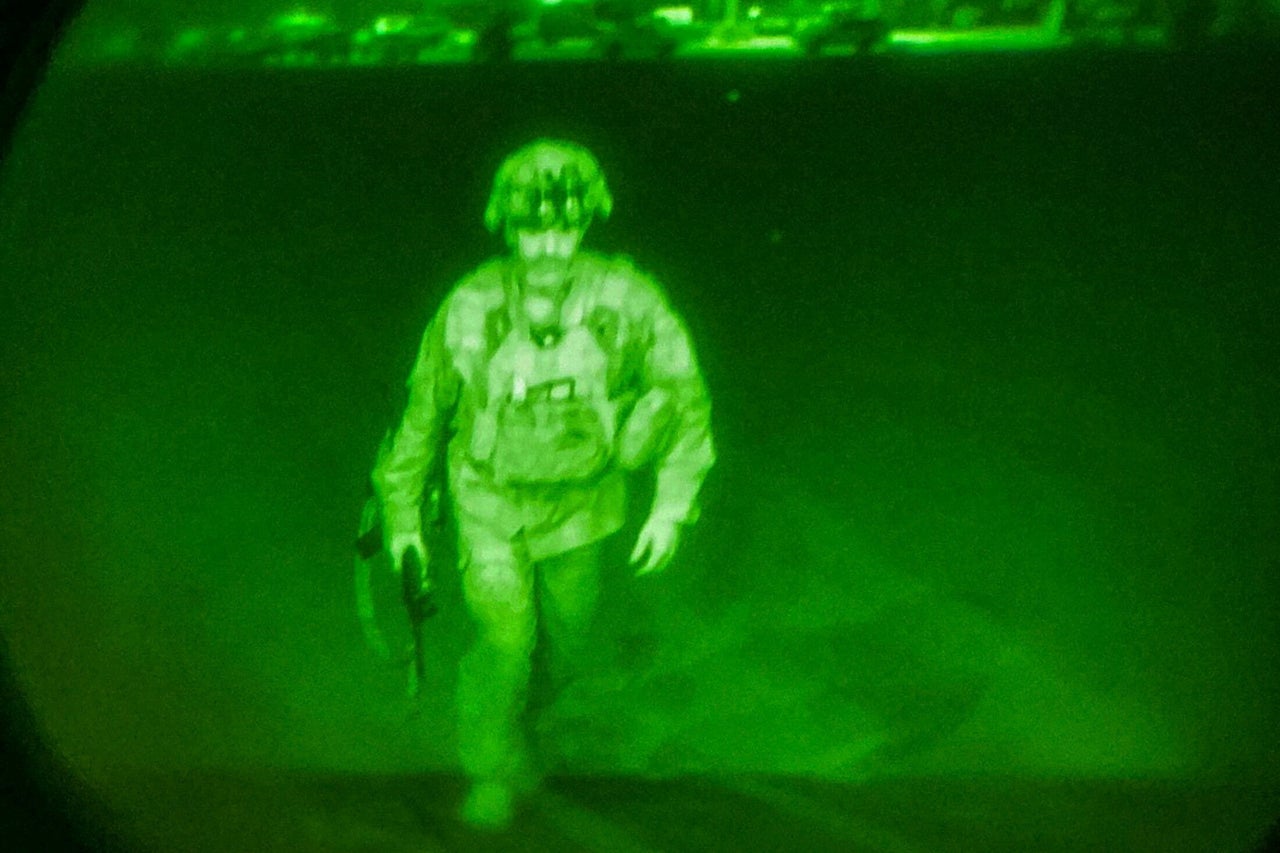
[355,480,442,702]
[400,526,438,701]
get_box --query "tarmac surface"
[96,769,1280,852]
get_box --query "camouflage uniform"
[373,248,715,786]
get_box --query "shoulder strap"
[500,261,529,340]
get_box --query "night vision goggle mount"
[505,165,593,231]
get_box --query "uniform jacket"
[373,250,715,562]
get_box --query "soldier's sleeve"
[372,295,461,540]
[640,282,716,526]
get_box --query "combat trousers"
[455,534,602,787]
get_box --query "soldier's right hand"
[388,531,429,579]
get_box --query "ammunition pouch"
[484,396,612,486]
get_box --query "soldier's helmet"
[484,139,613,238]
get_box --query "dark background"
[2,35,1279,851]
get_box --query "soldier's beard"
[521,257,573,327]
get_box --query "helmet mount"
[485,139,613,241]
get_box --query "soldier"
[372,139,716,828]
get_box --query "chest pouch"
[489,395,611,486]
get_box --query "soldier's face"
[515,226,583,289]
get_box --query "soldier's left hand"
[630,516,681,577]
